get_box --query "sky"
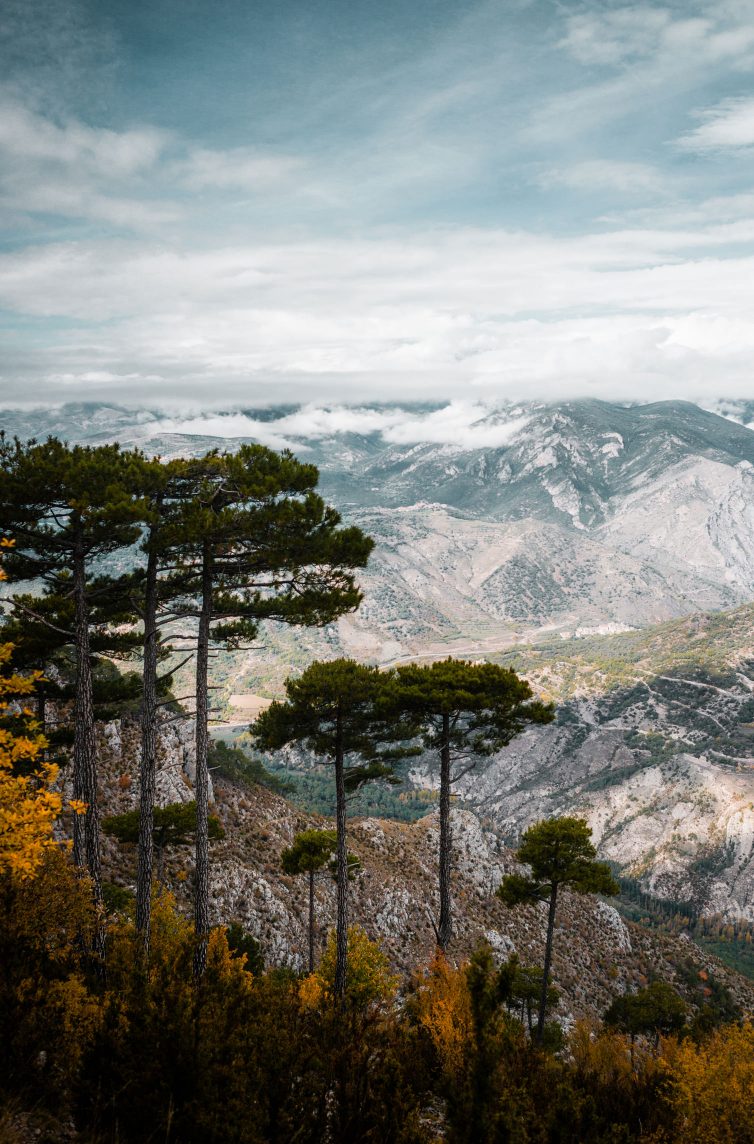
[2,0,754,414]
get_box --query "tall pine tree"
[163,448,373,977]
[384,658,554,950]
[498,816,618,1043]
[252,659,408,998]
[0,437,145,937]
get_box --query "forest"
[1,436,754,1144]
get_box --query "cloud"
[0,93,177,230]
[677,95,754,150]
[0,97,167,174]
[539,160,669,195]
[2,218,754,408]
[535,3,754,147]
[559,7,675,67]
[559,4,754,71]
[178,148,305,191]
[148,412,303,451]
[381,404,530,448]
[149,402,531,449]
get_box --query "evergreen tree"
[604,981,687,1051]
[281,828,338,973]
[103,800,225,884]
[162,449,373,977]
[0,437,145,939]
[252,659,409,998]
[507,960,559,1035]
[384,658,553,950]
[118,454,196,958]
[498,816,618,1044]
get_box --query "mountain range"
[4,397,754,923]
[6,398,754,659]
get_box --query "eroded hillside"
[94,715,754,1027]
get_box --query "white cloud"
[2,220,754,407]
[537,3,754,146]
[149,413,303,450]
[559,7,675,67]
[381,404,530,448]
[149,402,531,449]
[0,93,177,230]
[677,95,754,150]
[0,95,167,175]
[559,4,754,71]
[540,160,669,195]
[178,148,305,191]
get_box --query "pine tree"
[281,829,338,973]
[252,659,408,998]
[384,658,554,950]
[162,449,373,978]
[0,437,145,941]
[498,816,618,1044]
[117,454,198,958]
[103,800,225,884]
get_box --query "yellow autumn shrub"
[0,545,86,881]
[300,925,399,1010]
[413,951,473,1076]
[0,638,63,879]
[662,1022,754,1143]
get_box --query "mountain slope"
[429,605,754,921]
[6,398,753,667]
[94,714,754,1024]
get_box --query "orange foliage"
[301,926,398,1010]
[413,951,473,1076]
[662,1022,754,1143]
[0,547,85,881]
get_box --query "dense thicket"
[2,856,752,1144]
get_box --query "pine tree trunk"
[438,711,453,951]
[72,532,105,964]
[72,535,101,901]
[308,867,315,975]
[36,685,46,736]
[334,711,348,999]
[136,537,159,956]
[193,540,212,980]
[537,883,558,1044]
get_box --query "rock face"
[426,605,754,921]
[453,730,754,920]
[94,718,754,1025]
[90,716,204,814]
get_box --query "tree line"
[0,435,372,974]
[0,435,556,993]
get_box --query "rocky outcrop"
[94,719,754,1024]
[431,642,754,920]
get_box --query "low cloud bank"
[153,401,531,450]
